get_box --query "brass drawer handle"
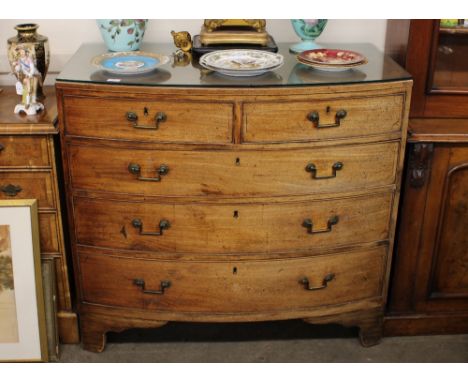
[128,163,169,182]
[307,109,347,128]
[133,278,171,295]
[131,218,171,236]
[305,162,343,179]
[0,143,4,152]
[302,215,339,234]
[1,184,22,197]
[126,111,167,130]
[300,273,335,291]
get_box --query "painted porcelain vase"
[290,19,328,53]
[7,23,50,115]
[97,19,148,52]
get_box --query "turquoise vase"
[290,19,328,53]
[97,19,148,52]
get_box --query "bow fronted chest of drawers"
[56,43,412,352]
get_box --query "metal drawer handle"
[0,143,4,152]
[126,111,167,130]
[305,162,343,179]
[131,218,171,236]
[300,273,335,291]
[302,215,339,234]
[1,184,22,197]
[307,109,347,128]
[128,163,169,182]
[133,278,171,295]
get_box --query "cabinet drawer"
[0,136,50,167]
[79,247,386,313]
[39,212,60,253]
[74,192,392,254]
[69,141,399,197]
[242,94,404,143]
[63,96,234,144]
[0,171,55,209]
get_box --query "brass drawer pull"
[300,273,335,291]
[1,184,22,197]
[302,215,339,234]
[126,111,167,130]
[305,162,343,179]
[128,163,169,182]
[0,143,4,151]
[133,278,171,295]
[131,218,171,236]
[307,109,347,128]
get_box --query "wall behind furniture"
[0,19,387,85]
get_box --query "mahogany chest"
[56,43,412,351]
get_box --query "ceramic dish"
[199,49,284,76]
[91,51,170,75]
[296,56,368,72]
[299,49,366,66]
[200,61,284,77]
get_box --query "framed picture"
[0,200,48,362]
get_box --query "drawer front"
[74,192,392,254]
[69,141,399,197]
[79,247,386,313]
[0,171,55,209]
[0,136,50,167]
[39,212,60,253]
[242,94,404,143]
[63,96,233,144]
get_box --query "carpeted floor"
[57,321,468,362]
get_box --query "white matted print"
[0,200,47,362]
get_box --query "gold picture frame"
[0,200,48,362]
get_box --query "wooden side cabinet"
[0,87,79,343]
[385,19,468,335]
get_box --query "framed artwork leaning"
[0,200,48,362]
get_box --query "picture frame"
[41,258,60,361]
[0,200,48,362]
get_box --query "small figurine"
[10,45,44,115]
[171,30,193,52]
[172,49,192,67]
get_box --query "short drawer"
[79,246,386,313]
[242,94,405,143]
[0,136,50,167]
[74,192,392,254]
[69,141,399,197]
[0,171,55,209]
[63,96,234,144]
[39,212,60,253]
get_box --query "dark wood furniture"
[55,43,412,352]
[0,87,79,343]
[385,19,468,335]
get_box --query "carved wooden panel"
[429,149,468,299]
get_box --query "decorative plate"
[91,51,170,75]
[299,49,366,66]
[200,49,284,76]
[200,61,284,77]
[296,55,368,72]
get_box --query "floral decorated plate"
[200,50,284,76]
[91,51,170,75]
[299,49,366,66]
[296,55,368,72]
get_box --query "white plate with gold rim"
[200,49,284,77]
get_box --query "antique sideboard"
[55,43,412,352]
[0,87,79,343]
[385,20,468,335]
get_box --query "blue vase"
[97,19,148,52]
[290,19,328,53]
